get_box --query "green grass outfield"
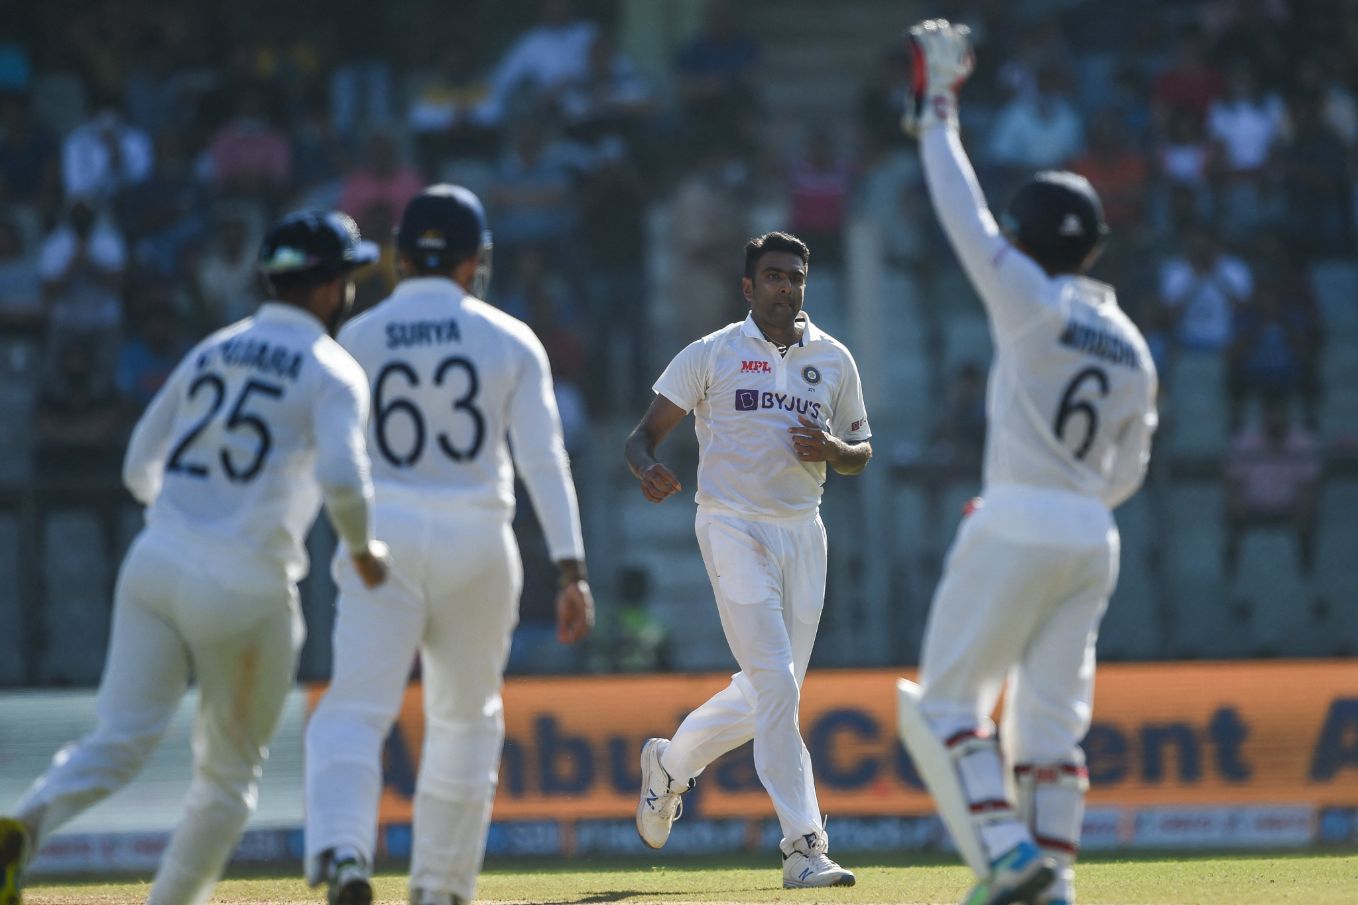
[24,850,1358,905]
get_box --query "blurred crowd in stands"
[1,0,1355,624]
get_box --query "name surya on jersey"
[197,337,304,382]
[386,318,462,348]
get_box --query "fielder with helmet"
[0,212,389,905]
[303,185,593,905]
[894,19,1158,905]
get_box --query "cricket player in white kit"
[624,232,872,889]
[894,21,1158,905]
[303,185,593,905]
[0,211,390,905]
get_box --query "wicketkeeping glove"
[901,18,974,137]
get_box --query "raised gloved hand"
[901,18,974,137]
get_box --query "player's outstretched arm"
[901,18,1049,329]
[624,394,687,503]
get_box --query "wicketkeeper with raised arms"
[895,19,1158,905]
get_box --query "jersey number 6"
[1054,366,1109,460]
[373,356,485,467]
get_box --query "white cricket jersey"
[123,303,375,583]
[338,277,585,561]
[654,311,871,520]
[920,127,1158,509]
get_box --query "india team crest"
[802,365,821,385]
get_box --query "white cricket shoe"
[635,737,692,849]
[780,831,856,888]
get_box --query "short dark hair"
[744,231,810,280]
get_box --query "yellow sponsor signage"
[306,661,1358,824]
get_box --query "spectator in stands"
[0,213,41,333]
[115,129,208,277]
[406,31,497,169]
[787,128,852,268]
[1228,231,1321,430]
[192,203,262,330]
[321,9,395,140]
[1280,89,1354,260]
[579,136,649,411]
[1151,24,1225,128]
[486,117,580,269]
[557,31,655,150]
[852,126,927,272]
[1071,109,1150,233]
[1224,393,1322,578]
[116,277,185,412]
[987,68,1084,182]
[206,84,292,199]
[993,19,1077,105]
[1157,223,1249,354]
[38,196,126,399]
[0,92,60,215]
[60,104,153,201]
[481,0,597,126]
[667,136,751,340]
[498,246,580,336]
[515,253,588,446]
[1210,0,1291,86]
[33,337,125,480]
[674,0,761,150]
[930,361,987,470]
[338,131,424,236]
[1156,108,1215,190]
[857,47,912,150]
[1206,62,1287,240]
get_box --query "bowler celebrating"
[624,231,871,889]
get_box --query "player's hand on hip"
[789,414,836,462]
[555,579,594,644]
[639,462,682,503]
[901,18,974,136]
[351,539,390,589]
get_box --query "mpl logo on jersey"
[734,388,823,420]
[740,360,771,374]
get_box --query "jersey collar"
[739,311,823,347]
[258,302,327,334]
[392,276,469,301]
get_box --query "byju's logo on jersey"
[734,389,822,419]
[740,360,771,374]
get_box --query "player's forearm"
[827,439,872,476]
[623,427,661,480]
[323,483,375,554]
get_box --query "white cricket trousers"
[305,502,520,903]
[17,530,303,905]
[663,508,828,844]
[918,486,1120,764]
